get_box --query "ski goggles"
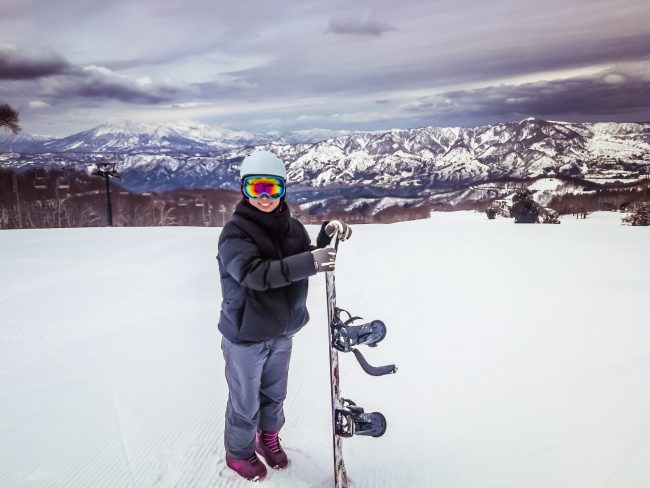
[242,175,286,200]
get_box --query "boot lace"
[261,431,282,454]
[247,454,260,465]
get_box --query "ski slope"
[0,212,649,488]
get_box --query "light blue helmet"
[239,150,287,180]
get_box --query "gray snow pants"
[221,335,293,458]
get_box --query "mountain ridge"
[1,119,649,199]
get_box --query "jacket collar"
[233,199,291,235]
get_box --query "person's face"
[249,195,281,213]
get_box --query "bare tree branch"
[0,103,21,134]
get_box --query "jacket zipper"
[272,214,292,335]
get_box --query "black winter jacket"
[217,200,330,343]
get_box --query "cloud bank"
[0,45,71,79]
[400,64,650,120]
[1,0,649,135]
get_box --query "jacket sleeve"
[219,233,317,291]
[314,221,332,249]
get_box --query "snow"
[1,212,649,487]
[527,177,563,192]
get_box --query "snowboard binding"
[332,308,387,352]
[332,307,397,377]
[335,398,387,438]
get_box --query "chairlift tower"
[91,162,120,226]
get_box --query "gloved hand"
[311,247,336,272]
[324,220,352,241]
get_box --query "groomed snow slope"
[0,212,649,488]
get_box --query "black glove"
[311,247,336,272]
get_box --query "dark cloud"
[0,47,185,105]
[327,15,397,37]
[377,33,650,96]
[57,68,177,104]
[401,66,650,121]
[224,32,650,105]
[4,0,650,134]
[0,46,72,79]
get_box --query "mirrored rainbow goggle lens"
[242,175,286,199]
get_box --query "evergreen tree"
[623,202,650,226]
[510,189,540,223]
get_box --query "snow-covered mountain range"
[280,118,650,188]
[0,120,348,153]
[45,120,264,153]
[2,118,649,199]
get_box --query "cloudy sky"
[2,0,650,136]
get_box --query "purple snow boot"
[256,430,289,469]
[226,453,267,481]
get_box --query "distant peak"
[96,120,153,133]
[519,117,547,124]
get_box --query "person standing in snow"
[217,150,352,481]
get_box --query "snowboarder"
[217,150,352,482]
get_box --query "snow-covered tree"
[622,202,650,226]
[541,208,561,224]
[510,189,540,223]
